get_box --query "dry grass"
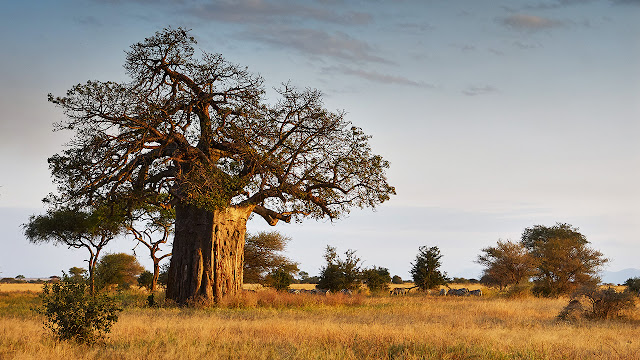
[0,283,45,293]
[2,285,640,359]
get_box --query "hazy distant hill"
[600,268,640,285]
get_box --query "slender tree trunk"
[166,204,254,304]
[151,260,160,292]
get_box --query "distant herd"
[285,287,482,297]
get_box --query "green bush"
[137,270,154,290]
[37,279,121,344]
[623,277,640,293]
[265,268,294,291]
[363,267,391,293]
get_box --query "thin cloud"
[184,0,372,26]
[498,14,564,31]
[324,66,437,88]
[462,85,498,96]
[239,27,389,63]
[525,0,596,9]
[610,0,640,4]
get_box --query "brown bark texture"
[166,204,254,304]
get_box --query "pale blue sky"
[0,0,638,280]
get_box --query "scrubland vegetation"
[2,283,639,359]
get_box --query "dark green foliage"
[410,246,448,291]
[68,267,87,283]
[265,268,294,291]
[137,271,154,290]
[363,267,391,292]
[158,263,169,287]
[391,275,403,284]
[37,278,121,344]
[317,246,362,291]
[623,277,640,293]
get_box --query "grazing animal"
[390,287,407,296]
[439,288,447,296]
[339,289,353,295]
[447,288,470,296]
[470,289,482,297]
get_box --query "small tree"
[37,277,121,344]
[363,266,391,293]
[317,246,362,291]
[95,253,144,291]
[24,207,123,294]
[265,268,294,291]
[410,246,448,291]
[391,275,403,284]
[476,240,537,290]
[521,223,608,297]
[126,198,173,292]
[67,267,87,284]
[244,231,299,284]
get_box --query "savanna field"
[1,283,639,360]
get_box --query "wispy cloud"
[184,0,372,25]
[239,27,388,63]
[462,85,498,96]
[610,0,640,5]
[524,0,596,10]
[323,66,437,88]
[498,14,564,31]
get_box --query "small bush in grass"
[265,268,294,291]
[558,286,636,321]
[37,278,121,344]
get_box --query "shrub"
[317,246,362,291]
[137,270,154,290]
[623,277,640,293]
[363,267,391,293]
[37,278,121,344]
[391,275,403,284]
[265,268,294,291]
[558,286,636,321]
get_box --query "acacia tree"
[521,223,608,297]
[243,231,298,284]
[476,240,537,290]
[24,207,123,294]
[45,28,394,304]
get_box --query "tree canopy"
[46,27,395,224]
[476,240,537,290]
[522,223,608,297]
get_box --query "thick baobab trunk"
[166,204,254,304]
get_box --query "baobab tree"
[45,27,395,304]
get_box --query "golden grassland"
[1,283,640,359]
